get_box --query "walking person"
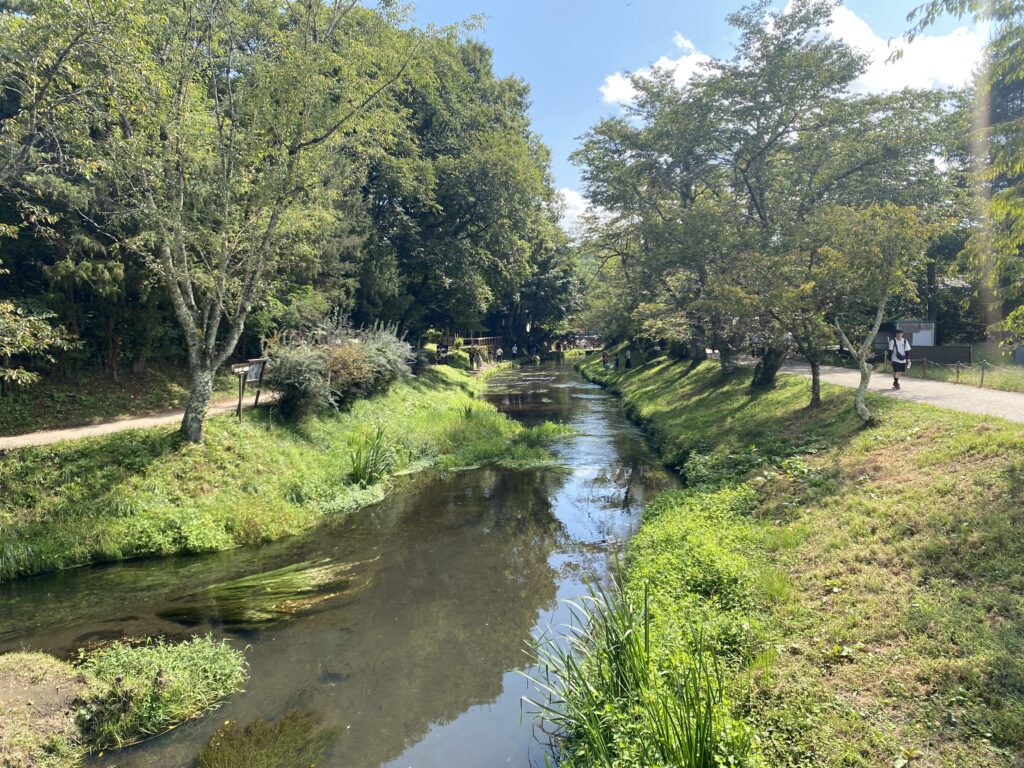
[496,347,503,363]
[625,348,632,369]
[602,351,610,370]
[888,329,911,390]
[614,353,620,370]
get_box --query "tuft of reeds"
[525,575,756,767]
[346,425,396,487]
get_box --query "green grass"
[0,365,563,582]
[0,636,245,768]
[0,367,236,437]
[895,358,1024,392]
[568,353,1024,768]
[78,636,247,749]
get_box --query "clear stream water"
[0,363,675,767]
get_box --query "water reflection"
[0,363,675,767]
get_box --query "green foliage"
[198,710,336,768]
[346,426,396,487]
[264,322,413,419]
[528,576,759,768]
[0,0,575,440]
[77,636,247,749]
[573,0,960,394]
[353,323,415,393]
[0,301,76,391]
[263,339,332,419]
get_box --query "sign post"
[230,357,268,423]
[231,363,251,422]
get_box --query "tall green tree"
[89,0,425,441]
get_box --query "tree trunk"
[853,353,872,422]
[180,364,214,443]
[809,359,821,407]
[718,341,737,373]
[750,345,786,389]
[926,261,938,322]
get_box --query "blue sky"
[409,1,985,227]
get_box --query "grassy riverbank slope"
[574,355,1023,767]
[0,365,560,583]
[1,636,245,768]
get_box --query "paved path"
[0,396,268,451]
[781,361,1024,424]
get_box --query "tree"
[89,0,426,442]
[822,204,932,422]
[906,1,1024,342]
[0,260,75,393]
[356,35,562,338]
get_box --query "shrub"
[78,636,247,749]
[354,322,413,392]
[325,343,374,407]
[263,338,330,418]
[264,322,412,420]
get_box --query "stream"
[0,363,675,767]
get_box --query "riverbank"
[572,354,1023,767]
[1,636,245,768]
[0,365,563,583]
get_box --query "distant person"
[602,351,610,370]
[625,349,632,369]
[889,329,911,390]
[614,353,620,370]
[512,344,518,358]
[496,347,503,363]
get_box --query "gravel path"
[0,396,267,451]
[782,361,1024,424]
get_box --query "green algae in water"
[198,710,337,768]
[159,558,375,630]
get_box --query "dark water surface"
[0,363,675,767]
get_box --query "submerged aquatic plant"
[525,576,757,767]
[159,558,375,630]
[198,709,337,768]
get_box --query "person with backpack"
[888,329,911,390]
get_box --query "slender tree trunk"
[718,337,737,373]
[809,359,821,407]
[751,345,786,389]
[181,363,214,442]
[852,353,872,422]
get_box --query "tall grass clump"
[78,636,247,749]
[527,577,758,768]
[346,425,397,486]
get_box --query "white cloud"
[801,3,985,92]
[559,188,589,232]
[600,32,712,106]
[601,9,985,107]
